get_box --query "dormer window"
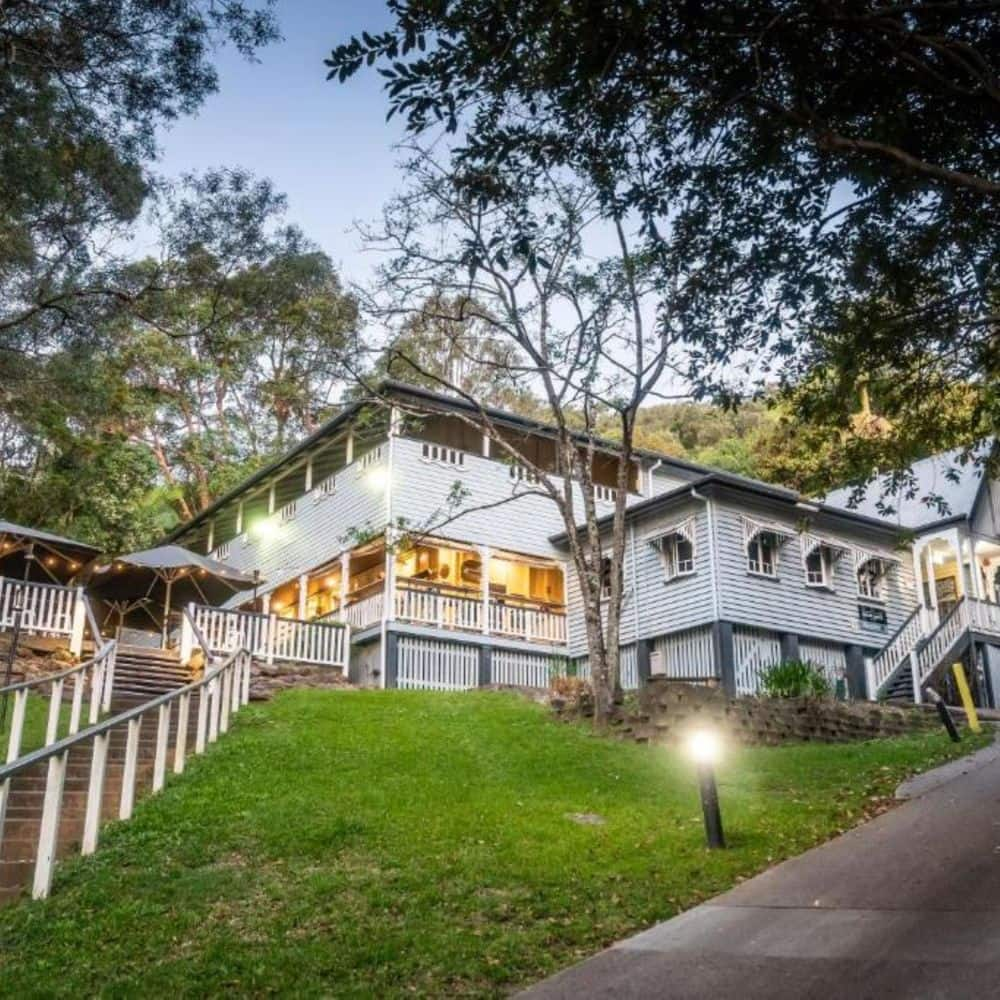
[648,519,696,582]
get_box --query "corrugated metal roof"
[820,442,993,530]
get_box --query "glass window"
[657,532,695,581]
[804,546,832,587]
[857,557,886,601]
[747,532,779,576]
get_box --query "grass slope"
[0,691,986,996]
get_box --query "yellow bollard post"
[951,662,981,734]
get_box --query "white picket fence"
[799,638,848,686]
[186,604,349,669]
[569,644,639,690]
[0,577,88,655]
[397,636,479,690]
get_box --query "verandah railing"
[0,577,90,656]
[0,644,251,899]
[868,606,925,697]
[185,604,350,669]
[393,582,567,644]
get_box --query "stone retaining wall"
[599,679,937,747]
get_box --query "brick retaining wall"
[599,679,938,747]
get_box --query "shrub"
[759,659,831,699]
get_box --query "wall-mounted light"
[251,518,279,540]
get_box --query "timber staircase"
[0,610,252,904]
[872,597,1000,702]
[112,645,192,703]
[0,708,200,902]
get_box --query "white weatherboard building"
[167,382,1000,705]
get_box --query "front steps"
[112,645,192,704]
[0,645,196,904]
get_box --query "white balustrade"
[339,592,384,630]
[187,604,349,669]
[870,607,926,694]
[0,578,87,651]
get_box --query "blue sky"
[149,2,406,284]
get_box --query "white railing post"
[909,650,921,703]
[45,677,64,747]
[81,732,109,855]
[180,605,194,665]
[208,678,220,743]
[69,588,87,657]
[68,672,85,735]
[119,717,142,820]
[152,702,170,793]
[266,614,276,666]
[174,692,190,774]
[33,750,69,899]
[102,643,116,713]
[195,686,209,754]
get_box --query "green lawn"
[0,691,84,756]
[0,690,986,996]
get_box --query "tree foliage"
[0,0,279,353]
[0,170,359,547]
[329,2,999,485]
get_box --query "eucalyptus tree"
[329,1,1000,489]
[353,151,692,724]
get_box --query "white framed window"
[600,555,614,598]
[857,556,887,601]
[747,531,780,577]
[421,442,464,467]
[649,520,696,582]
[510,463,540,485]
[803,545,833,588]
[594,483,618,503]
[314,474,336,501]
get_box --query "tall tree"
[0,170,360,545]
[355,151,691,726]
[0,0,279,355]
[329,2,999,489]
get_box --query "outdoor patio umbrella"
[82,545,261,646]
[0,520,100,584]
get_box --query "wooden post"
[297,573,308,620]
[174,693,190,773]
[69,588,87,657]
[119,717,141,820]
[152,702,170,793]
[81,732,109,855]
[481,545,491,635]
[345,429,354,465]
[33,751,68,899]
[45,678,63,747]
[180,606,194,666]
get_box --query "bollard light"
[686,728,726,849]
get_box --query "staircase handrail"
[870,606,925,694]
[916,596,969,686]
[0,639,118,766]
[181,604,216,662]
[0,644,252,899]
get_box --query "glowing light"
[251,518,279,540]
[686,729,723,766]
[365,466,388,491]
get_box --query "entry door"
[936,576,959,617]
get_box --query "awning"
[800,532,852,561]
[852,546,904,571]
[740,516,795,548]
[644,517,696,549]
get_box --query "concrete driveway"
[522,739,1000,999]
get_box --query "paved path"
[522,743,1000,999]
